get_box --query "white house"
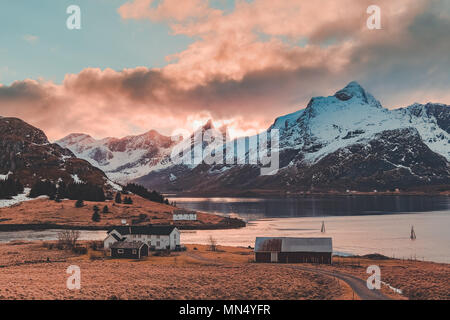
[104,225,180,251]
[173,210,197,221]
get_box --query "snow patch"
[0,171,13,180]
[60,155,72,162]
[0,188,33,208]
[381,281,403,295]
[106,179,122,191]
[71,174,84,184]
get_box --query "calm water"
[168,196,450,263]
[0,196,449,263]
[167,195,450,219]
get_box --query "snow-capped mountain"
[56,130,180,183]
[58,81,450,193]
[269,81,450,163]
[135,82,450,193]
[0,117,117,191]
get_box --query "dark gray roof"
[110,241,146,249]
[108,225,177,236]
[255,237,333,253]
[111,233,122,241]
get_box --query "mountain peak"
[203,119,214,130]
[140,129,167,140]
[192,119,215,135]
[334,81,368,101]
[57,133,96,146]
[0,117,49,145]
[304,81,382,119]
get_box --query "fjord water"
[170,195,450,263]
[0,195,448,263]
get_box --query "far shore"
[166,189,450,198]
[0,194,246,232]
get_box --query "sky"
[0,0,449,141]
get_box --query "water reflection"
[168,195,450,220]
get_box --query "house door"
[271,252,278,263]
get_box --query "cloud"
[23,34,39,44]
[0,0,449,141]
[118,0,217,22]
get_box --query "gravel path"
[287,265,391,300]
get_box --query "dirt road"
[287,265,391,300]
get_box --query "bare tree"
[208,235,217,252]
[57,230,80,249]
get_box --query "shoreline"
[0,220,246,232]
[0,235,447,266]
[167,190,450,198]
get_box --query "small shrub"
[92,206,101,222]
[42,242,54,250]
[72,246,88,255]
[115,192,122,204]
[57,230,80,249]
[92,212,101,222]
[123,196,133,205]
[89,241,103,251]
[89,252,103,261]
[75,199,84,208]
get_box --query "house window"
[132,250,137,254]
[156,235,160,239]
[118,249,124,254]
[156,241,160,247]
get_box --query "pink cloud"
[0,0,448,142]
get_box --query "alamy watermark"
[66,5,81,30]
[367,5,381,30]
[366,265,381,290]
[66,265,81,290]
[65,5,380,31]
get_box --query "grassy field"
[0,241,448,300]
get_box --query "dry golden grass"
[0,242,447,300]
[321,256,450,300]
[0,261,349,300]
[0,241,77,267]
[0,242,348,300]
[184,244,254,264]
[0,194,226,228]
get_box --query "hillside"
[0,117,116,193]
[0,194,244,230]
